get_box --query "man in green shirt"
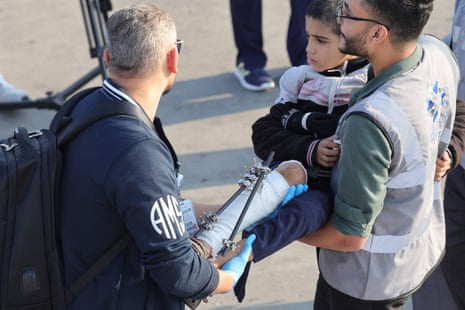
[297,0,459,309]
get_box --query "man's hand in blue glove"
[281,183,308,206]
[269,183,308,218]
[221,234,256,286]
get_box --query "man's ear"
[103,48,110,66]
[372,25,388,42]
[166,47,178,74]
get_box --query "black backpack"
[0,87,155,309]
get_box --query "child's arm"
[252,102,322,167]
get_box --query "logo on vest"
[427,80,448,142]
[150,195,186,239]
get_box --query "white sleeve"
[275,66,309,104]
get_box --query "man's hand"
[435,150,452,180]
[315,135,340,167]
[221,234,256,285]
[259,183,308,221]
[281,184,308,206]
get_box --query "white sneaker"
[0,74,29,102]
[234,62,275,92]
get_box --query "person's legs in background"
[230,0,275,91]
[230,0,266,71]
[287,0,313,66]
[0,73,29,102]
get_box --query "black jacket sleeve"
[251,102,319,168]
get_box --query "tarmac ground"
[0,1,456,309]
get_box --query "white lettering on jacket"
[150,195,186,239]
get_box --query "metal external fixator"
[197,211,219,231]
[193,154,271,238]
[218,151,275,256]
[237,170,259,190]
[222,239,238,252]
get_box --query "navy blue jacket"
[60,82,218,309]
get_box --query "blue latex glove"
[245,184,308,231]
[234,184,307,301]
[221,234,256,286]
[281,183,308,207]
[269,183,308,218]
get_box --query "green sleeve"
[332,114,392,237]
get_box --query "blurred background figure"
[0,73,29,102]
[230,0,313,92]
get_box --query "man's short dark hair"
[363,0,434,44]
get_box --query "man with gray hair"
[59,3,254,309]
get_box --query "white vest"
[322,35,459,300]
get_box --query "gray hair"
[105,3,176,77]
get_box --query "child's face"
[305,16,352,72]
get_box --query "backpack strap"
[50,87,154,304]
[65,234,131,304]
[49,87,100,134]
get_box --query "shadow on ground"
[206,300,314,310]
[158,67,288,125]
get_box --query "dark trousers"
[441,165,465,308]
[411,165,465,310]
[314,275,408,310]
[229,0,312,69]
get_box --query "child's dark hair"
[306,0,341,35]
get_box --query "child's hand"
[435,150,452,180]
[316,136,340,167]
